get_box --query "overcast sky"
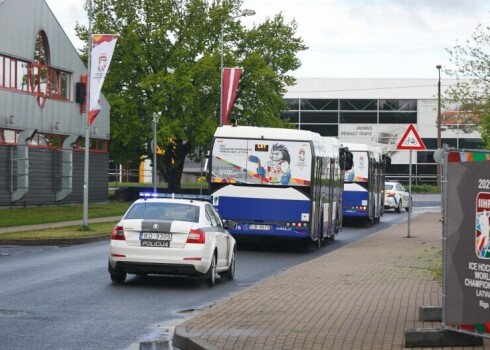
[45,0,490,79]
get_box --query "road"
[0,195,440,350]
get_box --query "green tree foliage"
[445,20,490,148]
[76,0,307,191]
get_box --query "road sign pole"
[407,150,412,238]
[395,124,425,239]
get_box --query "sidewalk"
[173,213,489,350]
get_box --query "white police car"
[384,181,411,213]
[108,193,237,286]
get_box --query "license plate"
[140,232,172,241]
[249,224,271,230]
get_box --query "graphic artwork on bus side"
[256,143,291,185]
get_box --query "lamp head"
[436,64,442,70]
[241,9,256,16]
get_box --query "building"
[283,78,483,183]
[0,0,110,207]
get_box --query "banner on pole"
[221,67,242,126]
[444,150,490,336]
[89,34,119,125]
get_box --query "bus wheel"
[365,217,373,227]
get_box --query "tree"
[445,20,490,148]
[77,0,307,192]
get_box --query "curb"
[173,325,220,350]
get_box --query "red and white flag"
[89,34,119,125]
[221,67,242,126]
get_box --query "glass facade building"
[283,79,483,184]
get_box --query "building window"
[340,99,377,111]
[379,112,417,124]
[281,111,299,123]
[74,138,108,153]
[0,31,71,103]
[379,99,417,111]
[299,124,338,137]
[379,99,417,123]
[30,31,50,107]
[300,111,338,123]
[301,99,339,111]
[0,56,3,87]
[284,99,300,110]
[339,111,377,123]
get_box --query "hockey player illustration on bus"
[255,143,292,185]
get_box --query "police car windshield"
[125,202,199,222]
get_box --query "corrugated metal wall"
[0,0,111,207]
[0,145,108,206]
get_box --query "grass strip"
[0,202,130,228]
[0,222,116,240]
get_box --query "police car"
[108,193,237,286]
[384,181,411,213]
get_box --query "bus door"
[325,158,335,235]
[312,157,323,242]
[367,154,375,221]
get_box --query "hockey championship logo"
[476,192,490,259]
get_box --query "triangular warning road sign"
[396,124,426,150]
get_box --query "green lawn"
[0,202,131,228]
[0,222,116,240]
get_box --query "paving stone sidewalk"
[174,213,490,350]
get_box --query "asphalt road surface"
[0,194,441,350]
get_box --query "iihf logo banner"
[444,150,490,330]
[89,34,119,125]
[221,68,242,126]
[476,192,490,259]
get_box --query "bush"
[410,184,440,193]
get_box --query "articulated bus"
[208,126,351,246]
[342,142,388,225]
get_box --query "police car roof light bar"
[139,192,211,201]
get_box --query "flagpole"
[82,0,93,229]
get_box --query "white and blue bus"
[342,143,388,225]
[208,126,351,246]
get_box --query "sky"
[45,0,490,79]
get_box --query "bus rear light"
[183,257,202,261]
[285,222,308,228]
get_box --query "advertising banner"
[89,34,119,125]
[444,150,490,335]
[211,138,312,186]
[339,123,411,164]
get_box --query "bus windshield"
[211,138,312,186]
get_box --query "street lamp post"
[220,8,255,127]
[152,112,161,194]
[436,64,442,189]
